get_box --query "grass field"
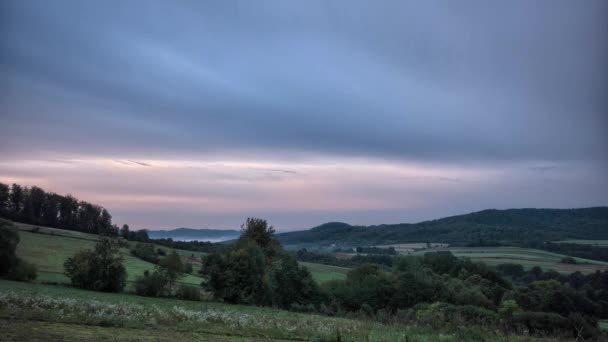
[0,279,541,341]
[412,247,608,274]
[553,239,608,247]
[10,221,206,288]
[299,261,350,283]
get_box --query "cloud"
[0,1,606,229]
[0,0,606,163]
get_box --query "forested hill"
[276,207,608,247]
[146,228,240,241]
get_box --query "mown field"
[299,261,349,283]
[12,221,206,288]
[0,280,544,341]
[412,247,608,274]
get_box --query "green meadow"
[299,261,349,283]
[0,280,542,341]
[13,222,206,288]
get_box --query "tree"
[28,186,46,224]
[157,251,184,290]
[134,271,168,297]
[9,184,24,218]
[120,224,130,239]
[240,218,277,256]
[270,255,319,309]
[0,221,37,281]
[131,242,159,263]
[64,239,126,292]
[134,229,149,242]
[42,193,60,227]
[99,208,113,235]
[58,195,78,230]
[0,182,9,215]
[0,221,20,275]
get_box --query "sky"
[1,0,607,230]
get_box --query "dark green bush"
[175,285,201,301]
[510,311,569,336]
[134,271,168,297]
[131,243,159,263]
[7,259,37,281]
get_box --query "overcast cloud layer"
[1,1,607,229]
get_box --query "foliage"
[6,259,38,282]
[130,242,159,263]
[63,239,127,292]
[202,218,320,308]
[0,182,119,236]
[134,271,168,297]
[0,221,37,282]
[0,221,20,275]
[157,251,185,289]
[277,207,608,246]
[175,285,201,301]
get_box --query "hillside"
[146,227,240,242]
[4,220,206,288]
[276,207,608,248]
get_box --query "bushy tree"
[270,255,319,309]
[64,239,126,292]
[131,242,159,263]
[157,250,184,290]
[0,221,37,282]
[134,270,168,297]
[120,224,130,239]
[0,183,9,216]
[202,219,320,307]
[0,221,20,275]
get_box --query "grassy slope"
[0,280,540,341]
[12,221,205,287]
[412,247,608,274]
[12,219,338,286]
[299,261,349,283]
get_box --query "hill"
[276,207,608,248]
[146,227,240,242]
[5,219,206,288]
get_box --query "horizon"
[1,1,607,230]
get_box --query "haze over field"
[1,0,607,230]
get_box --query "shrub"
[131,243,159,263]
[7,259,37,282]
[561,257,577,264]
[184,263,193,274]
[156,248,166,256]
[175,285,201,301]
[510,311,569,336]
[134,271,168,297]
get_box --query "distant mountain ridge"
[276,207,608,247]
[146,227,240,242]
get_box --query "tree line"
[0,182,119,236]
